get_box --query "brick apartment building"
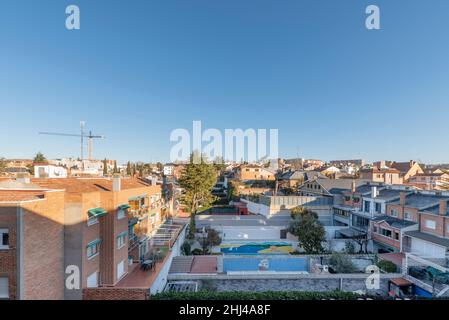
[0,174,172,300]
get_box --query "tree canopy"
[33,152,47,163]
[289,207,326,254]
[179,153,217,238]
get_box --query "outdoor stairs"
[169,256,194,274]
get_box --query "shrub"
[152,290,366,300]
[191,248,204,255]
[377,260,398,273]
[344,241,356,254]
[181,241,191,256]
[329,253,356,273]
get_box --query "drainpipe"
[16,205,24,300]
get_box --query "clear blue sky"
[1,0,449,164]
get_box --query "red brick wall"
[22,191,65,300]
[83,287,149,300]
[0,206,18,300]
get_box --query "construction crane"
[39,121,106,161]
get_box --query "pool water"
[220,242,294,255]
[223,257,308,272]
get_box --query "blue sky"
[1,0,449,164]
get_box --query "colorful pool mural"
[220,242,294,255]
[223,257,308,272]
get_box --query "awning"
[118,204,130,210]
[88,208,107,218]
[87,239,102,247]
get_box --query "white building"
[34,165,68,178]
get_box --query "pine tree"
[103,158,108,176]
[33,152,47,163]
[113,161,118,174]
[179,153,217,239]
[126,161,132,176]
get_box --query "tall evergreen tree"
[179,153,217,239]
[126,161,132,176]
[113,160,118,174]
[103,158,108,176]
[33,152,47,163]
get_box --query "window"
[87,216,98,226]
[364,201,370,212]
[117,260,125,280]
[404,212,413,221]
[87,240,101,259]
[117,209,125,220]
[373,226,378,233]
[375,203,382,213]
[390,209,398,217]
[394,232,400,241]
[0,277,8,299]
[380,228,392,238]
[117,232,127,249]
[425,220,436,230]
[87,272,99,288]
[0,229,9,249]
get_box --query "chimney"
[439,200,447,216]
[371,186,377,198]
[16,172,30,184]
[112,174,121,192]
[351,180,356,193]
[400,192,406,207]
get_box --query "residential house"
[237,165,276,181]
[391,160,424,182]
[408,172,449,190]
[359,167,402,185]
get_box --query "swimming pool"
[223,257,308,272]
[220,242,294,255]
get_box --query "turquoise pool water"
[220,242,293,255]
[223,257,308,272]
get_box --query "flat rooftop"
[0,189,47,202]
[391,193,448,209]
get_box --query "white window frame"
[0,229,9,250]
[425,220,436,230]
[87,241,101,259]
[117,209,125,220]
[390,209,398,217]
[86,271,99,288]
[87,216,99,227]
[404,212,413,221]
[117,260,125,280]
[0,277,9,299]
[117,234,126,249]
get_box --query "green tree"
[33,152,47,163]
[200,228,222,254]
[113,161,118,174]
[126,161,132,176]
[179,153,217,239]
[103,158,108,176]
[289,207,326,254]
[0,157,6,174]
[181,241,192,256]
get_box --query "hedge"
[151,290,365,300]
